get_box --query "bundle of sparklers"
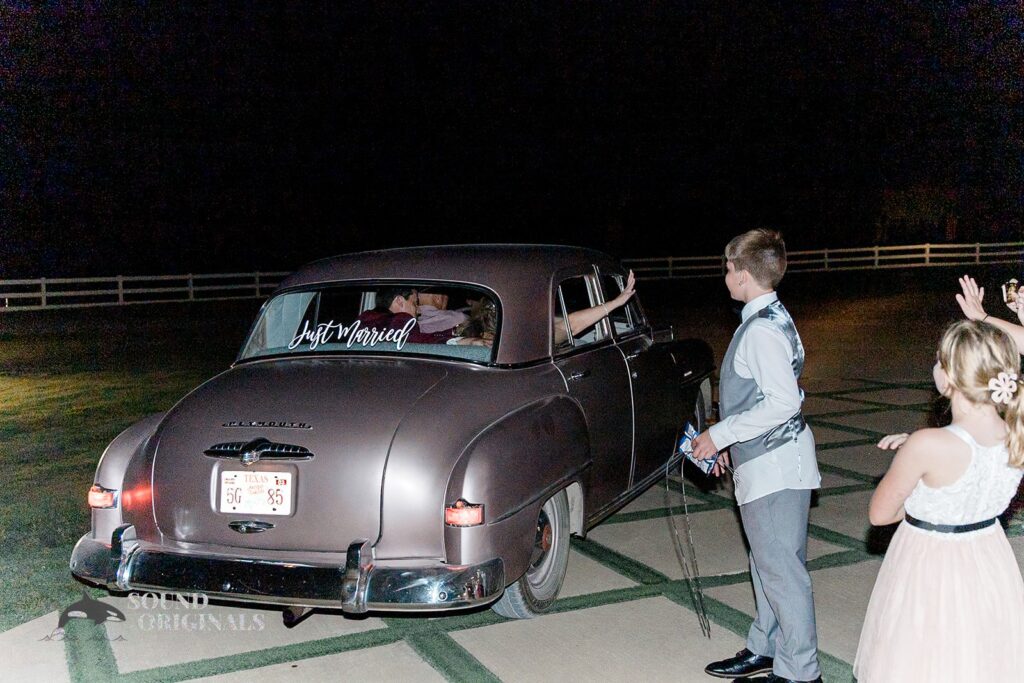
[666,422,740,639]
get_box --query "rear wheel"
[693,390,707,432]
[491,489,570,619]
[682,383,711,478]
[695,378,711,431]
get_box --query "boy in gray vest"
[692,229,822,683]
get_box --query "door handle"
[566,370,590,382]
[625,352,641,361]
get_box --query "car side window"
[553,275,605,352]
[600,272,646,336]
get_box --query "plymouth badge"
[239,438,269,466]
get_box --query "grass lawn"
[0,301,259,632]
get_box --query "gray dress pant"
[739,488,820,681]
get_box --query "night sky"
[2,2,1022,277]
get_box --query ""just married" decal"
[289,318,416,351]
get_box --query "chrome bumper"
[70,525,504,613]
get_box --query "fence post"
[874,246,879,268]
[255,271,261,297]
[925,244,931,265]
[188,275,194,301]
[40,278,46,307]
[975,243,980,264]
[823,249,829,271]
[117,275,124,304]
[667,258,673,279]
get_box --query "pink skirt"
[854,521,1024,682]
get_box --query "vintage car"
[71,245,714,623]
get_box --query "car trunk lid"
[150,357,447,552]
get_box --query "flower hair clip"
[988,372,1019,405]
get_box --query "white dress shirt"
[708,292,821,505]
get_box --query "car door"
[598,269,683,486]
[551,269,633,513]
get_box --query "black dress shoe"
[703,648,774,678]
[765,674,823,683]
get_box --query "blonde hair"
[724,229,787,288]
[938,320,1024,467]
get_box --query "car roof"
[275,244,626,364]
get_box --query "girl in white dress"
[854,319,1024,682]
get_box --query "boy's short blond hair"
[725,229,787,289]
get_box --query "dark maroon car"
[71,245,713,622]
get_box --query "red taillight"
[121,486,151,507]
[88,484,117,509]
[445,499,484,527]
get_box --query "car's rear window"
[239,283,498,363]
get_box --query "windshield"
[239,283,499,363]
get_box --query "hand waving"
[1010,296,1024,324]
[955,275,987,322]
[614,270,636,307]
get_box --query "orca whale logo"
[56,590,126,630]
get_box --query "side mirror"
[652,324,674,344]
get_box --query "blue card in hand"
[679,422,719,475]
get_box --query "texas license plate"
[219,471,293,515]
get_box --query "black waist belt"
[905,513,998,534]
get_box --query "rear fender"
[443,395,589,582]
[90,413,164,543]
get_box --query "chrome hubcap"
[529,508,553,571]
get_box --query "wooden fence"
[0,272,288,311]
[622,241,1024,280]
[1,241,1021,311]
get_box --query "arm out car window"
[553,275,604,351]
[599,273,637,337]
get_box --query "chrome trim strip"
[229,520,276,534]
[204,440,314,461]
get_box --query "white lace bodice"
[903,424,1023,525]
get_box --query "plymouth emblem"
[222,420,313,430]
[239,438,270,466]
[229,520,275,534]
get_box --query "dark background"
[2,2,1022,277]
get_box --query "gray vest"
[719,298,806,468]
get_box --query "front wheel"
[490,489,570,619]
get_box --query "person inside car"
[412,291,470,334]
[358,288,491,346]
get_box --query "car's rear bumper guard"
[70,525,504,613]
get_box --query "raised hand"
[1007,294,1024,322]
[955,275,987,321]
[614,270,636,307]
